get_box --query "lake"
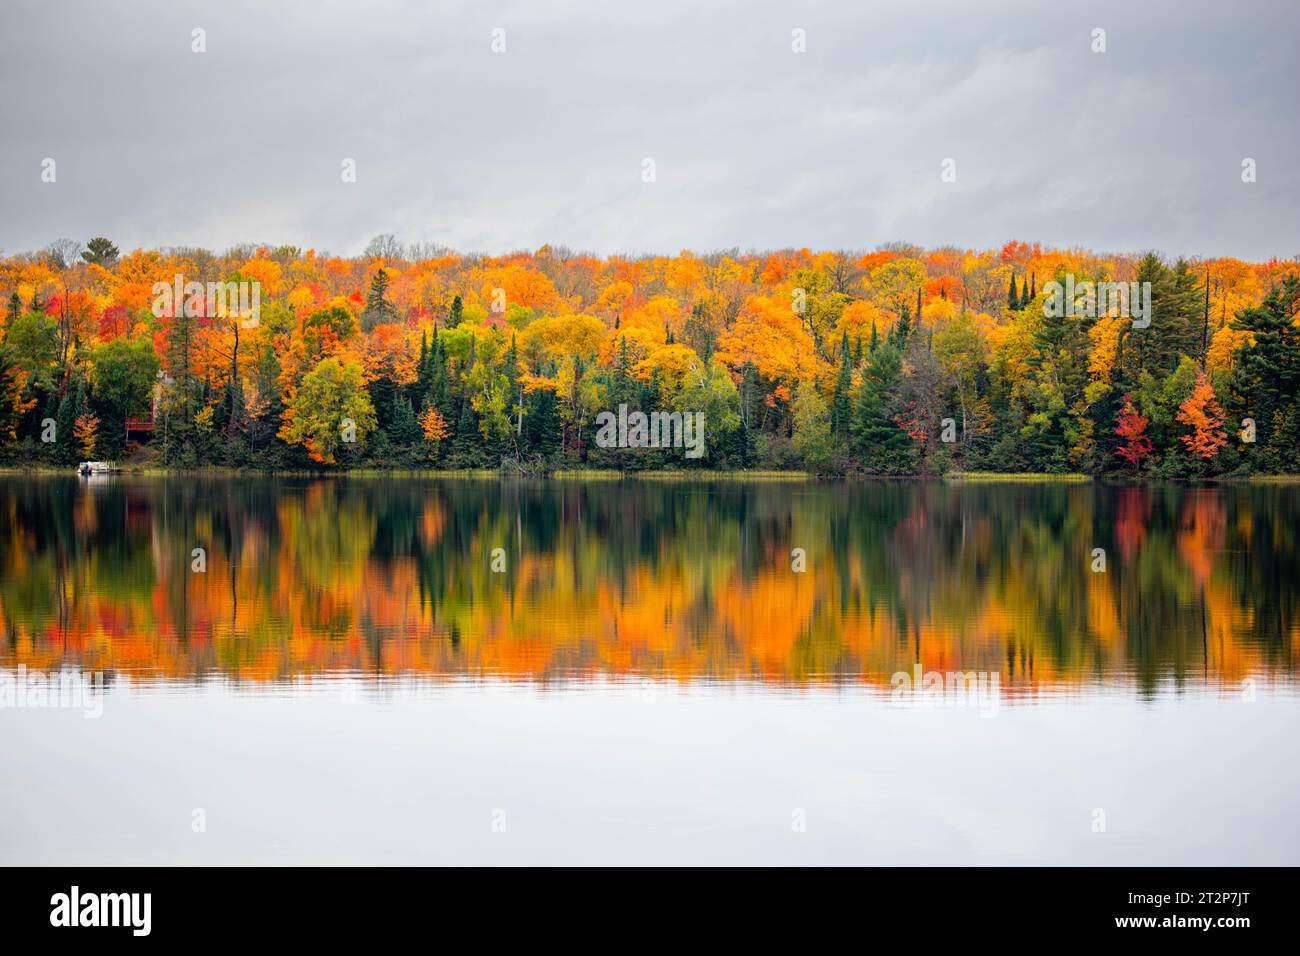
[1,475,1297,864]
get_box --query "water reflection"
[1,476,1296,698]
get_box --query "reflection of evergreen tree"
[1,476,1297,694]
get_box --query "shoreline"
[3,465,1298,483]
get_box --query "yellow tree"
[715,295,827,392]
[73,411,100,458]
[634,343,702,400]
[520,313,606,363]
[279,357,377,464]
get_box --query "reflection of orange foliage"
[1,482,1296,700]
[1177,490,1225,587]
[1086,573,1122,649]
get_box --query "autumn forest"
[2,236,1299,476]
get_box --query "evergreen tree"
[361,268,398,331]
[368,376,397,434]
[451,335,481,464]
[738,361,761,433]
[250,343,285,451]
[1026,275,1090,468]
[453,396,480,465]
[80,237,120,266]
[604,337,640,412]
[40,393,60,463]
[423,331,451,419]
[417,329,430,393]
[161,301,199,463]
[522,385,562,457]
[829,332,853,436]
[892,304,912,348]
[1229,277,1300,457]
[503,334,521,443]
[55,374,83,464]
[390,394,420,446]
[1118,254,1201,386]
[853,341,914,473]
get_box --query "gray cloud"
[1,0,1296,259]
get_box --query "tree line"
[1,236,1297,475]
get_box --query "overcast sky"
[1,0,1296,260]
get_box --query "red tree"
[1115,395,1153,471]
[99,304,132,340]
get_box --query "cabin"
[125,371,172,442]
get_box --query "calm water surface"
[1,476,1297,864]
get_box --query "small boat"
[78,461,115,477]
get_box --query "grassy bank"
[944,471,1091,483]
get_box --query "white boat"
[77,461,115,476]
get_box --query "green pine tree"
[390,394,420,446]
[361,268,398,331]
[853,341,915,473]
[1229,277,1300,457]
[830,332,853,437]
